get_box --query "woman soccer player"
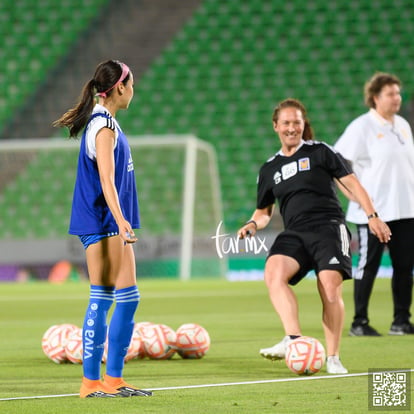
[54,60,152,398]
[237,98,391,374]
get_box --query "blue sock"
[82,285,115,380]
[106,285,140,378]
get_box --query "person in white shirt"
[335,72,414,336]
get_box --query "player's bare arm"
[334,178,357,202]
[338,174,391,243]
[238,205,274,239]
[96,127,137,243]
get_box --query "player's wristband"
[367,212,379,220]
[245,220,258,229]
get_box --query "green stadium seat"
[129,0,414,229]
[0,0,110,133]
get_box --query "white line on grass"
[149,372,366,390]
[0,393,79,401]
[1,369,412,401]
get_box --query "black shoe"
[85,390,129,398]
[349,324,382,336]
[117,386,153,397]
[389,322,414,335]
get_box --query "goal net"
[0,135,226,281]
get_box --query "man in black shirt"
[238,98,391,374]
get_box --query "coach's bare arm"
[338,173,391,243]
[238,205,274,239]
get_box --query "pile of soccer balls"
[42,322,210,364]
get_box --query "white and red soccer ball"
[285,336,325,375]
[64,327,83,364]
[131,322,150,359]
[102,324,145,363]
[175,323,210,359]
[140,323,177,360]
[41,323,78,364]
[124,327,145,362]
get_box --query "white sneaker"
[259,336,292,360]
[326,356,348,374]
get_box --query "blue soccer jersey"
[69,109,140,235]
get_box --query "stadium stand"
[0,0,111,135]
[119,0,414,229]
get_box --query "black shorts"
[267,223,353,285]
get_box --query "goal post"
[128,135,226,280]
[0,135,227,281]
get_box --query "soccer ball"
[285,336,325,375]
[64,327,83,364]
[102,327,144,363]
[175,323,210,359]
[41,323,78,364]
[140,323,177,360]
[132,322,147,359]
[134,321,155,358]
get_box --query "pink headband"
[96,63,130,98]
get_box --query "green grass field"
[0,278,412,413]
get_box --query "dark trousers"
[353,219,414,326]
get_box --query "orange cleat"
[103,374,153,397]
[80,378,130,398]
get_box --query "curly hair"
[364,72,401,109]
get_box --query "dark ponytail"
[53,79,95,137]
[53,60,129,137]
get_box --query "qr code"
[369,369,411,411]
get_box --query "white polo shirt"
[334,108,414,224]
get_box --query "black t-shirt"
[257,140,353,230]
